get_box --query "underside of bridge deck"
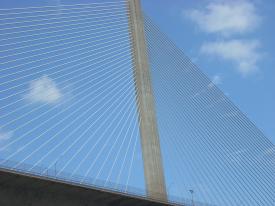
[0,169,173,206]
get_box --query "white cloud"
[212,75,222,84]
[208,74,222,88]
[200,39,262,76]
[0,130,13,141]
[264,146,275,155]
[24,76,62,104]
[185,1,261,36]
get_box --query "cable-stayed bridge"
[0,0,274,205]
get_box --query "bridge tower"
[127,0,167,201]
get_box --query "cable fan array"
[0,1,274,206]
[144,14,275,206]
[0,0,144,196]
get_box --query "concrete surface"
[0,168,172,206]
[127,0,167,201]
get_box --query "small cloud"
[0,129,13,151]
[208,75,222,88]
[200,39,262,76]
[24,75,62,104]
[0,129,14,152]
[212,75,222,85]
[264,146,275,155]
[0,130,12,142]
[185,1,261,36]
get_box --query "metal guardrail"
[0,159,215,206]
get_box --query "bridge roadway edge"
[0,168,175,206]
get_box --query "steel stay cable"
[144,50,213,203]
[0,51,132,124]
[0,5,127,23]
[0,52,132,130]
[105,111,138,186]
[150,32,275,196]
[62,87,136,177]
[114,115,138,186]
[3,65,135,166]
[160,134,213,204]
[124,122,139,193]
[0,57,133,140]
[198,95,275,201]
[159,126,213,204]
[0,49,132,115]
[0,34,130,88]
[0,15,128,48]
[0,10,129,27]
[146,54,215,204]
[0,1,127,14]
[115,25,145,194]
[21,68,135,171]
[145,15,274,161]
[0,55,133,152]
[42,74,136,175]
[145,25,248,205]
[148,31,268,206]
[116,118,138,187]
[149,84,230,205]
[0,8,128,32]
[79,95,137,182]
[0,17,129,44]
[0,14,129,37]
[0,50,133,112]
[150,84,197,203]
[0,30,129,72]
[92,54,141,186]
[44,69,136,175]
[2,55,133,131]
[120,105,141,192]
[146,16,236,203]
[0,5,127,20]
[141,25,202,202]
[0,40,131,111]
[0,33,130,81]
[105,80,140,187]
[92,100,138,183]
[118,57,146,195]
[0,38,131,96]
[0,6,128,27]
[181,69,274,203]
[145,16,275,184]
[166,47,275,172]
[147,20,274,204]
[0,23,129,64]
[0,17,128,53]
[176,48,274,152]
[161,78,270,205]
[147,52,242,205]
[113,62,142,189]
[197,79,275,178]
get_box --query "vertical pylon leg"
[127,0,167,201]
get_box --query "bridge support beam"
[127,0,167,201]
[0,169,170,206]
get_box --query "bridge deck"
[0,168,174,206]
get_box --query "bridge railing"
[0,159,216,206]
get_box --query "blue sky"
[0,0,144,189]
[142,0,275,144]
[0,0,274,206]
